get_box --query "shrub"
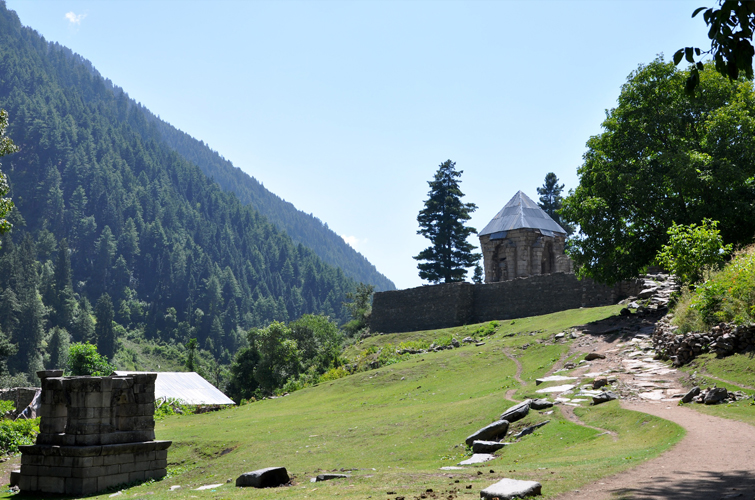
[0,418,39,455]
[672,245,755,332]
[67,342,115,376]
[656,219,732,284]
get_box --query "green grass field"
[7,305,686,500]
[679,352,755,426]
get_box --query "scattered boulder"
[480,478,542,499]
[500,400,531,423]
[462,337,476,343]
[585,352,606,361]
[592,378,608,389]
[236,467,290,488]
[472,440,507,453]
[311,474,348,483]
[513,421,550,439]
[530,399,553,410]
[465,420,510,446]
[451,338,460,348]
[704,387,728,405]
[592,391,618,405]
[554,332,565,340]
[681,386,700,404]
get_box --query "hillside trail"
[547,279,755,500]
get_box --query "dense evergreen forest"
[149,117,395,292]
[0,3,363,385]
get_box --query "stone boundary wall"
[371,273,642,334]
[0,387,38,418]
[653,319,755,366]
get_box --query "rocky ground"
[545,275,755,500]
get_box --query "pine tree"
[536,173,573,234]
[414,160,480,283]
[95,293,115,359]
[0,109,18,243]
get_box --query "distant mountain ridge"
[145,107,395,292]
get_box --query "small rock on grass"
[530,399,553,410]
[480,478,542,499]
[681,386,700,404]
[310,474,349,482]
[465,420,510,446]
[236,467,290,488]
[593,378,608,389]
[704,387,728,405]
[592,391,618,405]
[585,352,606,361]
[500,400,531,423]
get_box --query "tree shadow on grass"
[608,469,755,499]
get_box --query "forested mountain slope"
[0,3,357,382]
[149,118,395,291]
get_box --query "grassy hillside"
[38,305,686,500]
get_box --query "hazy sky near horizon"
[6,0,711,289]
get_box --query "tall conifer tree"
[414,160,480,283]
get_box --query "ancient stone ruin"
[479,191,572,283]
[17,370,171,495]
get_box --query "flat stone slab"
[459,453,495,465]
[236,467,290,488]
[500,400,531,423]
[639,390,666,401]
[480,478,542,499]
[535,376,577,385]
[194,484,223,491]
[439,466,465,470]
[465,420,510,446]
[535,384,575,394]
[310,474,349,482]
[472,440,507,453]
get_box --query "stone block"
[20,465,37,476]
[73,465,104,478]
[65,477,98,496]
[84,392,103,408]
[105,464,121,475]
[155,449,168,460]
[120,461,143,474]
[75,433,101,446]
[18,474,37,491]
[98,472,130,492]
[134,451,156,463]
[38,475,65,494]
[129,470,146,482]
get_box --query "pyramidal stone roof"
[479,190,567,237]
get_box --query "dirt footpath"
[552,310,755,500]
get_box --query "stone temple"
[479,191,572,283]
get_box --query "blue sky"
[6,0,711,289]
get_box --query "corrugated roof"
[113,371,235,405]
[479,190,566,236]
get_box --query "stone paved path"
[543,276,755,500]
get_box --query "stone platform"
[18,371,171,495]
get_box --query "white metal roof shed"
[113,371,235,405]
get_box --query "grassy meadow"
[7,305,685,500]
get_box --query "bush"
[656,219,732,284]
[672,245,755,332]
[154,398,193,420]
[67,342,115,376]
[0,418,39,455]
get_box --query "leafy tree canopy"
[414,160,480,284]
[562,57,755,285]
[676,0,755,93]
